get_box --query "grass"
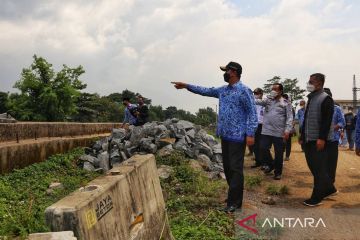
[0,148,100,239]
[266,184,290,196]
[157,151,283,240]
[244,175,263,190]
[156,151,235,240]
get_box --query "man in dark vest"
[299,73,337,207]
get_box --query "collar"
[307,89,324,99]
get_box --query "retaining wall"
[0,122,122,143]
[45,154,173,240]
[0,134,108,174]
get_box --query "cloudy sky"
[1,0,359,112]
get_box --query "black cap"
[220,61,242,74]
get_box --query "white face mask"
[306,83,316,92]
[254,94,260,99]
[270,90,278,98]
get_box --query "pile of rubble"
[0,113,16,123]
[78,119,224,177]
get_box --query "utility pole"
[353,74,360,110]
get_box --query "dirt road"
[237,143,360,240]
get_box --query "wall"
[45,154,173,240]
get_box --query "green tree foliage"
[9,55,86,121]
[0,91,9,113]
[263,76,306,107]
[6,55,219,125]
[194,107,217,126]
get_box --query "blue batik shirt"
[187,81,258,143]
[355,110,360,149]
[123,104,137,125]
[331,105,345,142]
[296,108,305,129]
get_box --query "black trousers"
[254,124,263,165]
[284,134,292,158]
[304,141,336,201]
[260,135,284,175]
[221,139,246,207]
[327,141,339,184]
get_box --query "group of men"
[122,95,149,126]
[172,61,356,213]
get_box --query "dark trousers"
[221,139,246,207]
[254,124,263,165]
[304,141,336,201]
[346,129,355,149]
[284,134,292,158]
[327,141,339,184]
[260,135,284,175]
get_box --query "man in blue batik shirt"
[324,88,345,186]
[122,97,137,125]
[172,61,258,213]
[355,110,360,156]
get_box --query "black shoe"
[323,189,338,200]
[260,165,266,171]
[223,204,241,213]
[303,198,323,207]
[251,164,261,168]
[274,174,281,180]
[264,166,274,174]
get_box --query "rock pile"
[78,119,223,177]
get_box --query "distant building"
[334,100,360,113]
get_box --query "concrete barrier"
[0,122,122,143]
[0,134,108,174]
[28,231,77,240]
[45,154,173,240]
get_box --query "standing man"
[324,88,345,185]
[299,73,336,207]
[134,95,149,126]
[171,61,258,213]
[122,97,137,125]
[344,107,356,151]
[296,100,306,135]
[355,109,360,156]
[255,83,293,180]
[251,88,265,168]
[282,94,295,161]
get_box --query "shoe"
[223,204,241,213]
[251,164,261,168]
[285,157,290,161]
[260,165,266,171]
[274,174,281,180]
[264,166,274,174]
[323,189,338,200]
[303,198,323,207]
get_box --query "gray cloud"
[1,0,360,113]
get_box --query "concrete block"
[45,154,173,240]
[28,231,77,240]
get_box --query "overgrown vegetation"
[266,184,290,196]
[244,175,263,190]
[0,148,100,238]
[157,151,234,240]
[157,151,283,240]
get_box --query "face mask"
[270,90,278,98]
[254,95,260,99]
[306,83,316,92]
[223,72,230,82]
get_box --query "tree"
[263,76,306,107]
[0,92,9,113]
[194,107,217,126]
[10,55,86,121]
